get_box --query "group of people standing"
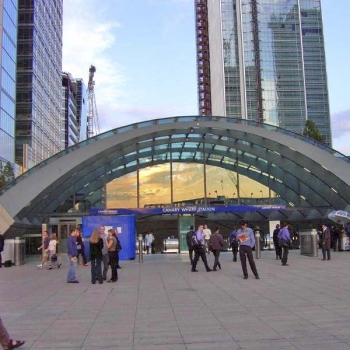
[66,225,122,284]
[89,225,122,284]
[35,225,122,284]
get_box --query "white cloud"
[62,0,128,132]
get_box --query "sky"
[62,0,350,155]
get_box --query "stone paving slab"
[2,250,350,349]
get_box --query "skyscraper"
[16,0,63,171]
[0,0,18,171]
[195,0,331,146]
[61,73,88,150]
[61,72,78,149]
[73,78,88,143]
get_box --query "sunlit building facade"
[196,0,332,146]
[73,78,88,143]
[0,0,18,171]
[15,0,63,170]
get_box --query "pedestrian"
[0,232,4,268]
[209,226,224,271]
[236,220,260,279]
[186,225,195,265]
[47,233,61,270]
[148,230,155,254]
[278,222,292,266]
[321,223,331,261]
[36,231,50,269]
[332,223,341,252]
[202,224,212,253]
[106,229,118,282]
[99,225,109,280]
[115,229,122,269]
[0,314,24,349]
[191,224,212,272]
[228,226,238,262]
[272,224,281,260]
[76,229,88,266]
[89,229,104,284]
[67,227,79,283]
[144,231,150,254]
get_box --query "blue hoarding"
[82,215,136,260]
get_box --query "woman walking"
[47,234,61,270]
[89,229,104,284]
[107,229,118,282]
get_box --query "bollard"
[138,234,143,263]
[255,230,261,259]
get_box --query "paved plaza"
[2,249,350,349]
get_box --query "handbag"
[50,254,58,262]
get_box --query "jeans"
[102,253,109,279]
[90,257,102,283]
[67,254,77,282]
[108,251,118,281]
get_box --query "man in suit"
[209,227,224,271]
[321,224,331,261]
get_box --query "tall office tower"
[16,0,63,171]
[73,78,88,143]
[195,0,332,146]
[0,0,18,171]
[61,72,78,149]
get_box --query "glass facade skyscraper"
[197,0,331,146]
[16,0,63,170]
[0,0,17,169]
[73,78,88,143]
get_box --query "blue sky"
[62,0,349,155]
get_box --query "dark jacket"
[90,238,103,259]
[186,230,195,249]
[322,227,331,249]
[209,232,224,250]
[67,235,78,257]
[76,235,85,251]
[273,227,280,245]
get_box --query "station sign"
[90,204,285,216]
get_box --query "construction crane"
[87,65,100,137]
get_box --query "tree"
[0,161,15,189]
[303,120,324,142]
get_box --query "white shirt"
[48,239,57,253]
[203,228,212,240]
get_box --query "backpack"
[190,233,200,249]
[228,231,238,248]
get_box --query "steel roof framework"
[0,116,349,235]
